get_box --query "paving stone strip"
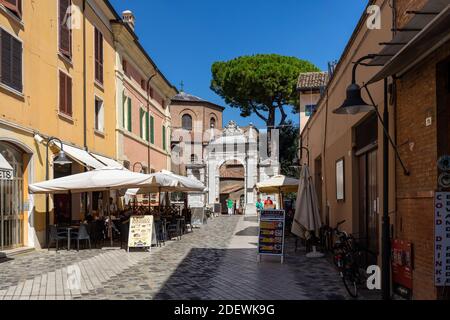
[1,250,150,300]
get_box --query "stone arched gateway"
[185,120,280,216]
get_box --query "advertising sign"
[435,192,450,286]
[128,215,153,250]
[392,239,413,299]
[258,210,285,263]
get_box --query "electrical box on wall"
[426,117,432,127]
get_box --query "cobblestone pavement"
[0,216,381,300]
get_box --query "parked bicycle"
[331,220,368,298]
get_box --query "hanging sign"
[128,215,153,250]
[435,192,450,286]
[258,210,285,263]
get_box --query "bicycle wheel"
[342,271,358,298]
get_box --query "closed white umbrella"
[292,165,323,258]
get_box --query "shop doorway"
[314,156,323,216]
[0,142,27,250]
[53,163,72,225]
[355,113,379,266]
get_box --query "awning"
[90,152,124,169]
[0,152,13,179]
[55,143,105,169]
[369,1,450,83]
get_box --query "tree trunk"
[267,108,276,157]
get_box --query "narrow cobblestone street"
[0,216,379,300]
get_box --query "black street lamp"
[333,54,409,300]
[34,134,72,247]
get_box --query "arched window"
[210,117,216,128]
[182,114,192,131]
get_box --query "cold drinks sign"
[435,192,450,286]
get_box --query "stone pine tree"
[210,54,320,129]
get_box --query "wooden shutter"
[0,30,22,92]
[150,115,154,144]
[1,0,21,18]
[59,0,71,58]
[59,71,72,116]
[94,28,103,84]
[127,98,132,132]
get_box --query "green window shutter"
[162,125,166,151]
[150,115,155,144]
[127,98,132,132]
[145,112,149,141]
[139,109,144,138]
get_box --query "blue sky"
[110,0,368,129]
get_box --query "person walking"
[256,198,264,214]
[226,197,234,216]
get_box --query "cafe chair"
[167,218,182,241]
[49,225,68,252]
[71,224,91,251]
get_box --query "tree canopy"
[211,54,319,128]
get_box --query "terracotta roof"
[297,72,329,91]
[171,91,225,110]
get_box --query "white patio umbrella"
[126,170,205,196]
[29,167,153,194]
[292,165,323,258]
[256,175,300,209]
[29,167,155,247]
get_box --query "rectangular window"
[305,104,316,117]
[127,97,132,132]
[59,71,72,116]
[94,28,103,84]
[150,115,154,144]
[0,29,22,92]
[162,125,166,151]
[59,0,72,59]
[1,0,21,18]
[94,97,104,132]
[139,108,145,139]
[336,158,345,201]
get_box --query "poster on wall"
[435,192,450,286]
[127,215,153,250]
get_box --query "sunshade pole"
[108,189,113,247]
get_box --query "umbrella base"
[306,246,324,258]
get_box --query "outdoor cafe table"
[57,225,79,251]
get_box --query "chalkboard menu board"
[128,215,153,250]
[258,210,285,263]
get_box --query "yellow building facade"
[0,0,119,250]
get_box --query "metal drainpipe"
[82,0,88,219]
[382,78,391,300]
[146,72,158,171]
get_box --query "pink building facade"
[112,12,177,174]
